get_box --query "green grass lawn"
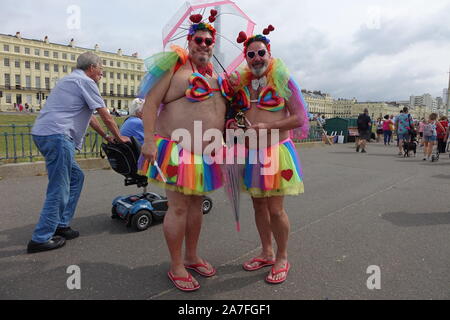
[0,113,126,164]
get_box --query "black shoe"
[356,146,360,152]
[54,227,80,240]
[27,236,66,254]
[361,149,367,153]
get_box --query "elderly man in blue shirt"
[28,52,130,254]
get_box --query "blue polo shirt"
[120,117,144,145]
[32,69,105,150]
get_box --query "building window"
[110,72,114,79]
[110,61,114,67]
[63,65,68,73]
[103,59,107,66]
[137,65,141,70]
[14,46,20,53]
[15,60,20,68]
[103,83,107,94]
[131,86,135,96]
[35,62,40,70]
[3,44,9,52]
[117,85,121,95]
[44,50,49,57]
[15,75,21,85]
[36,76,41,89]
[25,61,31,69]
[6,93,12,103]
[4,74,10,87]
[110,84,114,95]
[124,63,128,69]
[54,64,59,72]
[26,76,31,89]
[117,73,121,80]
[131,64,135,70]
[111,100,115,107]
[117,62,121,68]
[62,53,67,60]
[131,74,134,81]
[53,52,58,59]
[124,86,128,96]
[71,54,76,61]
[137,75,141,81]
[124,74,128,80]
[25,47,30,54]
[45,77,50,89]
[44,63,50,71]
[4,58,9,67]
[34,49,40,56]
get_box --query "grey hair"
[129,98,145,116]
[76,52,102,71]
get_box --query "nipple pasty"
[186,74,214,102]
[258,87,284,111]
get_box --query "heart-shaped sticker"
[281,169,293,181]
[209,16,216,23]
[210,9,218,16]
[166,165,178,178]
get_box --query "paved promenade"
[1,142,449,300]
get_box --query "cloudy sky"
[1,0,449,102]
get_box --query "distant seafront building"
[0,32,145,112]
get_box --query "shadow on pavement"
[0,213,145,257]
[382,211,450,227]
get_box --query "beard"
[250,64,268,78]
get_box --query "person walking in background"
[437,116,448,154]
[382,115,393,146]
[418,118,425,147]
[356,108,371,153]
[422,113,444,161]
[376,118,383,143]
[395,108,414,156]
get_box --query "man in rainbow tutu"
[138,13,233,292]
[230,26,309,284]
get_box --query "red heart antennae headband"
[187,11,218,41]
[236,25,275,53]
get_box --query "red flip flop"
[265,262,291,284]
[185,262,217,277]
[167,271,200,292]
[243,258,276,271]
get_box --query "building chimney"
[15,32,21,39]
[132,52,138,58]
[94,44,100,52]
[44,36,49,44]
[117,48,123,56]
[69,38,74,47]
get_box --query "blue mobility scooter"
[102,136,213,232]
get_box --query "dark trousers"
[437,139,447,153]
[383,130,392,145]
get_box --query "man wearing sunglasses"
[138,20,232,292]
[231,33,309,284]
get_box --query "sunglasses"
[247,50,267,59]
[193,36,215,47]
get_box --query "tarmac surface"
[1,142,450,300]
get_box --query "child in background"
[423,113,445,161]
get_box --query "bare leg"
[244,198,275,269]
[164,190,199,290]
[184,195,214,274]
[266,196,290,282]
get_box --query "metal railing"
[0,123,323,164]
[0,124,103,163]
